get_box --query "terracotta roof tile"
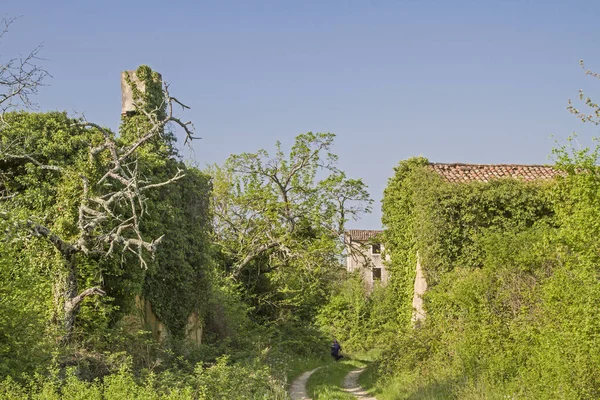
[429,163,562,183]
[345,230,383,242]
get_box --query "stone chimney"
[120,69,162,115]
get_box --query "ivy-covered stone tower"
[117,66,210,345]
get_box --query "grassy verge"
[355,349,383,398]
[284,355,328,384]
[359,363,455,400]
[358,361,379,396]
[305,354,372,399]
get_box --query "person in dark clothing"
[330,339,343,361]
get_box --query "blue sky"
[3,0,600,228]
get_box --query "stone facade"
[411,252,427,324]
[344,230,388,290]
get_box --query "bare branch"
[77,112,185,268]
[567,60,600,125]
[66,287,106,311]
[169,95,190,110]
[0,17,50,117]
[232,241,280,278]
[2,152,62,171]
[24,219,77,256]
[580,59,600,80]
[140,168,185,191]
[163,83,200,143]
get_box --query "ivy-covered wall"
[377,155,600,397]
[381,157,556,325]
[381,157,429,325]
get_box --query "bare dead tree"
[0,17,49,124]
[1,78,196,344]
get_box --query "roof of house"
[429,163,562,183]
[345,229,383,242]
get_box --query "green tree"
[208,132,372,322]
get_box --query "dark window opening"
[373,267,382,280]
[372,243,381,254]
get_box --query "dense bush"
[316,274,372,350]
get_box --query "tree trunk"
[61,253,79,345]
[60,253,105,345]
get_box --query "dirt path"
[342,368,377,399]
[289,367,321,400]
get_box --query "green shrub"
[316,274,373,351]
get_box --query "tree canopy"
[209,132,372,322]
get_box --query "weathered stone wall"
[411,252,427,323]
[132,296,203,345]
[345,238,389,289]
[120,70,162,115]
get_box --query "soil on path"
[342,368,377,399]
[289,367,321,400]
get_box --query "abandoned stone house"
[346,162,562,320]
[344,229,387,289]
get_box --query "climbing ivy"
[380,157,428,325]
[142,167,213,338]
[381,157,555,326]
[372,156,600,397]
[120,65,174,157]
[119,65,214,338]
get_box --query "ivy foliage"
[369,151,600,397]
[142,166,213,338]
[411,165,555,285]
[315,273,372,350]
[380,156,429,325]
[381,158,555,323]
[115,65,214,338]
[0,111,116,346]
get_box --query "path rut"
[289,367,320,400]
[342,368,377,399]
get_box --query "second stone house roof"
[345,229,383,242]
[429,163,562,183]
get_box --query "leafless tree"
[0,16,48,200]
[0,17,49,124]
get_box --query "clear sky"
[3,0,600,228]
